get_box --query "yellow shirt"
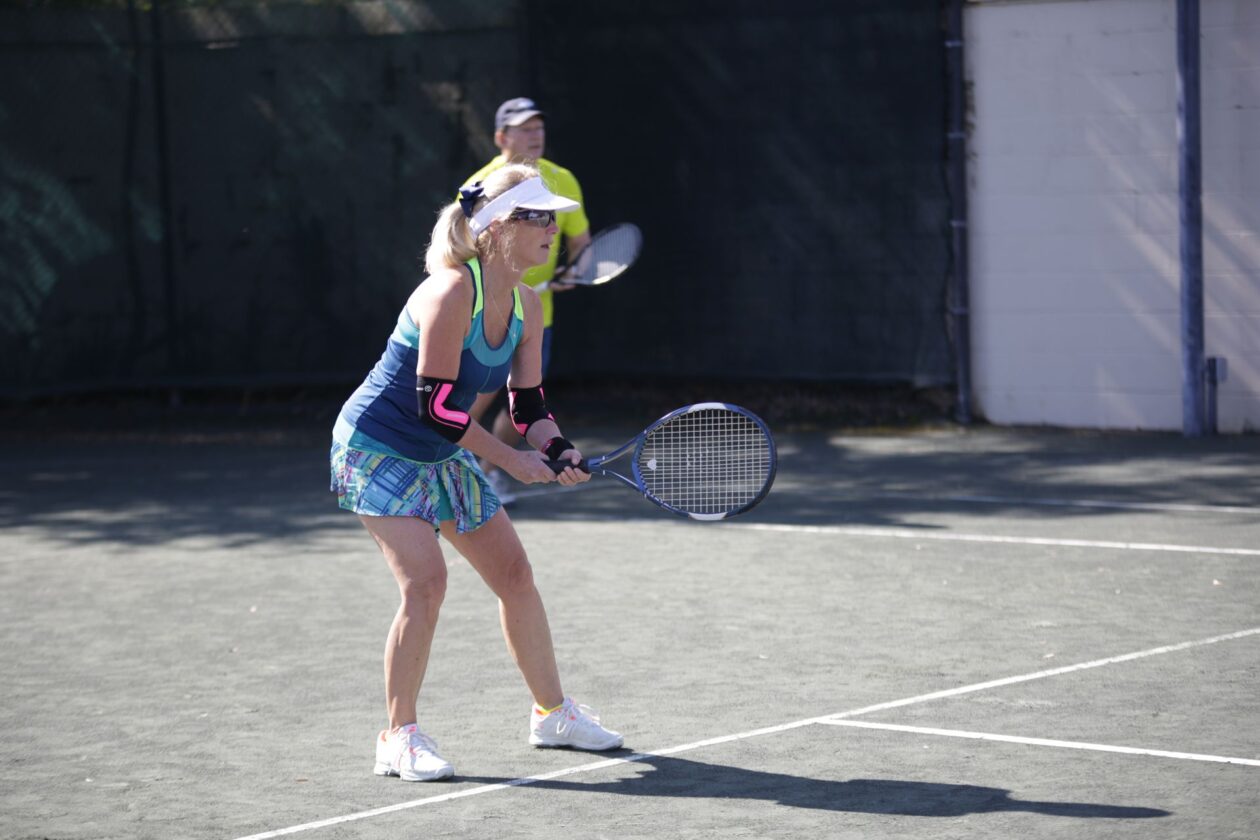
[463,156,589,327]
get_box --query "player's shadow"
[465,753,1169,819]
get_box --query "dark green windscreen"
[532,0,952,385]
[0,1,951,397]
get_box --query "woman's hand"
[503,448,590,486]
[549,448,591,486]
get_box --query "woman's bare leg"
[360,515,449,729]
[443,509,564,709]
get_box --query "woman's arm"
[503,285,588,482]
[413,273,565,484]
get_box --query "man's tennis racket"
[536,223,642,292]
[547,403,776,521]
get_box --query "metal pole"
[150,0,182,388]
[1177,0,1205,437]
[122,0,147,378]
[945,0,973,424]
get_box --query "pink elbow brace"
[508,384,555,437]
[416,375,470,444]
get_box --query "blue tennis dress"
[330,259,524,531]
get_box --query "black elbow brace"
[416,375,470,444]
[508,384,554,437]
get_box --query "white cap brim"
[469,177,579,234]
[502,109,543,126]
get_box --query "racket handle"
[545,458,590,475]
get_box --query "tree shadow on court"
[722,427,1260,529]
[506,425,1260,532]
[5,418,1259,545]
[0,437,340,547]
[463,753,1169,819]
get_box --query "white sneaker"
[374,724,454,781]
[486,469,517,504]
[529,698,624,751]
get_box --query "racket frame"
[535,222,642,292]
[551,402,777,521]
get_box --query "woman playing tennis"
[330,164,623,781]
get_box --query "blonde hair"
[424,163,540,275]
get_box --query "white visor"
[468,177,579,235]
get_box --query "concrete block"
[1204,229,1260,276]
[1098,391,1182,429]
[1218,392,1260,433]
[1056,70,1174,116]
[1204,270,1260,317]
[962,0,1260,430]
[1136,192,1181,233]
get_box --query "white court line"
[229,756,630,840]
[231,627,1260,840]
[730,523,1260,557]
[816,626,1260,720]
[873,492,1260,516]
[818,720,1260,767]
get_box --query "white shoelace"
[556,701,606,735]
[407,730,440,757]
[573,703,602,724]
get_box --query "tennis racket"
[547,403,776,521]
[535,223,642,292]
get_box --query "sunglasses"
[508,209,557,228]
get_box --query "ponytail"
[423,163,541,275]
[424,203,478,275]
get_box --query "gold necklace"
[484,281,512,341]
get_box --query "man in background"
[463,97,591,502]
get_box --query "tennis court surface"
[2,410,1257,839]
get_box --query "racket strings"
[637,408,773,516]
[575,225,642,285]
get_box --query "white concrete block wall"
[965,0,1260,432]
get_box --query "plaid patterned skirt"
[329,442,500,534]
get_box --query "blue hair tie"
[458,183,484,218]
